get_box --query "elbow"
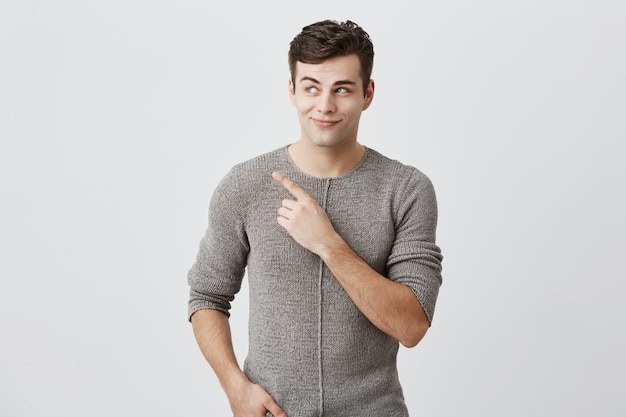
[399,321,429,349]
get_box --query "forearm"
[190,309,249,394]
[191,309,287,417]
[320,236,429,348]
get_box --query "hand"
[272,172,338,256]
[228,379,287,417]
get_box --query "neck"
[287,140,366,178]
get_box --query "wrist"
[221,368,249,396]
[318,234,349,263]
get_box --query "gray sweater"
[188,146,443,417]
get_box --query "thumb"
[263,397,287,417]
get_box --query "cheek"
[295,99,315,113]
[346,103,364,118]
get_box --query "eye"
[336,87,350,94]
[305,86,319,94]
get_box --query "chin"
[311,139,343,148]
[309,133,345,147]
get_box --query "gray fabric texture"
[187,145,443,417]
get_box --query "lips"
[312,118,340,128]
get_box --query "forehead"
[295,54,362,84]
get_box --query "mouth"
[312,118,340,128]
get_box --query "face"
[289,54,374,150]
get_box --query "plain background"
[1,0,625,416]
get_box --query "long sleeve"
[187,171,250,319]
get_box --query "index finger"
[271,171,308,201]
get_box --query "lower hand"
[229,379,287,417]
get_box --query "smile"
[312,118,340,128]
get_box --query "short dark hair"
[288,20,374,95]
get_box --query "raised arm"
[271,171,432,348]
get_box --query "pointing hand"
[272,171,338,256]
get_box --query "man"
[187,19,443,417]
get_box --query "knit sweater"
[187,145,443,417]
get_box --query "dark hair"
[288,20,374,95]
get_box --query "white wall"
[1,1,624,416]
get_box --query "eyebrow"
[299,76,357,87]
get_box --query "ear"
[362,79,375,110]
[288,79,296,106]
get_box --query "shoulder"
[208,146,288,215]
[363,148,435,192]
[217,146,289,190]
[363,148,439,227]
[229,146,287,176]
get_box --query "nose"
[316,91,336,114]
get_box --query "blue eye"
[306,86,319,94]
[336,87,349,94]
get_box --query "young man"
[188,19,443,417]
